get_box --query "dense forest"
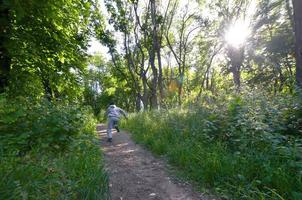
[1,0,302,199]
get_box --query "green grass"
[0,134,109,200]
[121,93,302,200]
[0,97,110,199]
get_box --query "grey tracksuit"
[105,105,127,139]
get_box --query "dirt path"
[97,124,215,200]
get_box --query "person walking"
[105,102,128,142]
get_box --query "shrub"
[122,91,302,199]
[0,95,96,153]
[0,95,109,199]
[0,134,109,200]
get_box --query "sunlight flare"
[225,20,251,48]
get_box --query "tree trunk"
[135,93,142,112]
[149,56,158,109]
[292,0,302,87]
[142,74,149,110]
[149,0,158,109]
[0,53,10,93]
[178,76,183,106]
[0,6,10,93]
[152,0,163,107]
[228,46,244,92]
[157,46,163,107]
[210,69,215,92]
[42,77,53,101]
[177,65,183,106]
[286,0,294,29]
[231,66,241,91]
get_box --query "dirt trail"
[97,124,215,200]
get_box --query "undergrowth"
[122,90,302,200]
[0,135,109,200]
[0,96,109,199]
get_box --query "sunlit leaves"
[3,0,103,100]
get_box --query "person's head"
[109,101,115,106]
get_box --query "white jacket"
[106,105,127,119]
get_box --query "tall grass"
[122,91,302,200]
[0,135,109,200]
[0,96,109,199]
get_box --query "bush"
[0,134,109,200]
[0,95,96,153]
[0,95,109,199]
[122,91,302,200]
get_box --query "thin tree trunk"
[136,93,142,112]
[149,53,158,109]
[42,77,53,101]
[228,46,244,92]
[0,6,10,93]
[178,71,184,106]
[133,1,150,110]
[157,46,163,107]
[124,33,143,111]
[292,0,302,87]
[206,70,209,90]
[231,66,241,91]
[149,0,158,109]
[286,0,294,29]
[142,74,149,110]
[210,69,215,92]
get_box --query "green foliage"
[0,1,110,199]
[84,55,136,113]
[0,95,96,154]
[122,91,302,200]
[1,0,104,99]
[0,94,109,199]
[0,134,109,200]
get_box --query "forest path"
[97,124,214,200]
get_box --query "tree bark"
[149,52,158,109]
[227,46,244,92]
[152,0,163,107]
[133,2,150,110]
[286,0,294,29]
[156,45,163,107]
[292,0,302,87]
[42,77,53,101]
[0,6,10,93]
[142,74,149,110]
[149,0,158,109]
[136,93,142,112]
[124,33,143,111]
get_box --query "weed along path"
[97,124,214,200]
